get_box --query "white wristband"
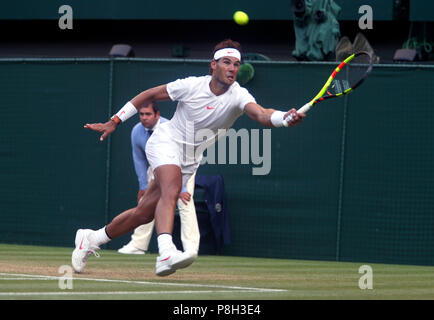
[115,101,138,123]
[270,110,287,127]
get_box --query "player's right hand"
[84,121,117,141]
[283,108,305,127]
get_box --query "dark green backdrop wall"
[1,58,433,266]
[0,0,397,21]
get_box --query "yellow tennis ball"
[233,11,249,26]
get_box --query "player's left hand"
[284,108,306,127]
[84,120,117,141]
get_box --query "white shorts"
[145,123,201,189]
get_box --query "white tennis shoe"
[118,244,145,255]
[71,229,100,273]
[155,249,197,277]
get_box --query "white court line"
[0,290,262,296]
[0,272,286,293]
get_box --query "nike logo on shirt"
[206,106,216,110]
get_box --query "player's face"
[139,106,159,129]
[212,57,240,85]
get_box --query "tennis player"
[118,103,200,258]
[72,39,305,276]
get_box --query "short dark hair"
[140,102,159,115]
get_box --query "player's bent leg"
[72,181,161,273]
[105,180,160,239]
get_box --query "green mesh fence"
[0,58,433,265]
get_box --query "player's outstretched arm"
[244,102,305,128]
[84,85,170,141]
[130,85,170,109]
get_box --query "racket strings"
[331,53,372,95]
[347,54,371,86]
[331,79,350,94]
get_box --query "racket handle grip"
[297,103,312,114]
[282,103,311,126]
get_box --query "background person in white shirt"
[118,103,199,257]
[72,39,305,276]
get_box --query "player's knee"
[161,185,181,203]
[166,180,182,196]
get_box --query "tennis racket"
[284,51,374,124]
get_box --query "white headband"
[213,48,241,61]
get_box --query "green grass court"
[0,244,433,300]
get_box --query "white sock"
[89,227,111,246]
[157,233,176,255]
